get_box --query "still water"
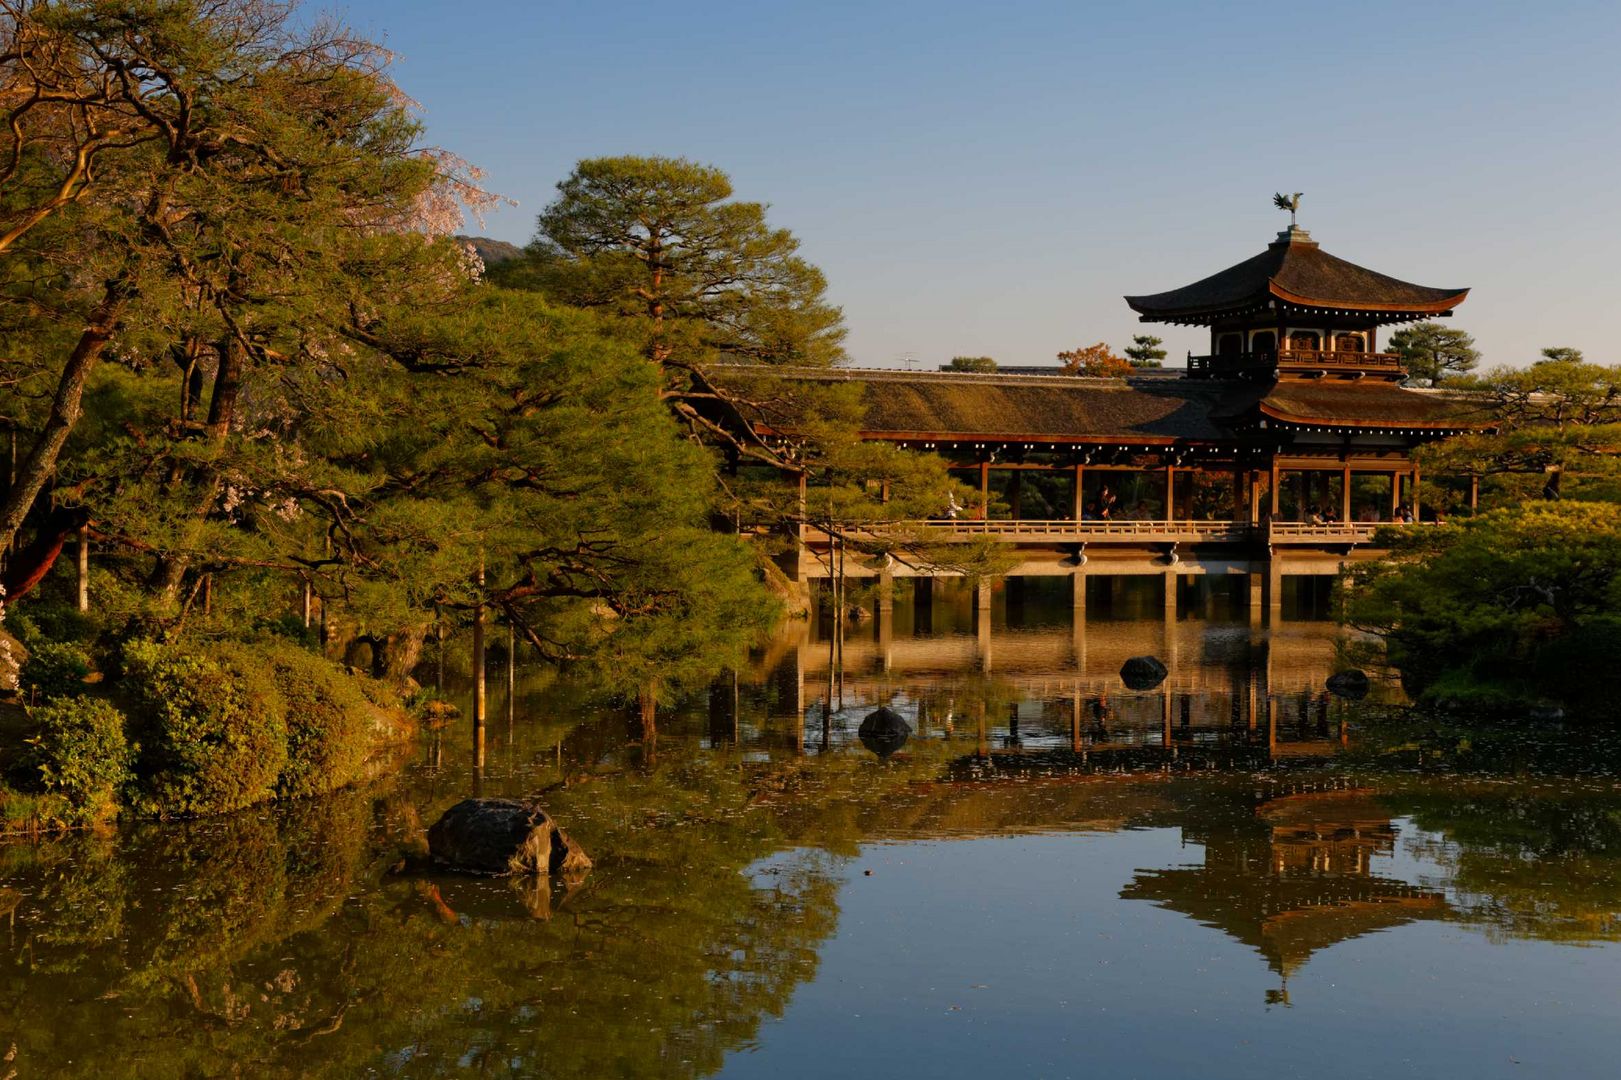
[3,579,1620,1078]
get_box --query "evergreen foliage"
[1345,502,1621,714]
[1123,334,1166,368]
[20,696,132,819]
[19,641,92,700]
[264,643,374,799]
[121,640,289,816]
[1388,322,1480,386]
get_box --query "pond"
[2,582,1620,1078]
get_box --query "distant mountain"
[455,235,524,266]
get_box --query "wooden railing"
[1267,521,1421,543]
[802,519,1421,545]
[805,519,1252,542]
[1186,349,1404,377]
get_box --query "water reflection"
[1,591,1620,1077]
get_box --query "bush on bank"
[21,697,134,822]
[263,641,375,799]
[121,640,291,817]
[1344,502,1621,717]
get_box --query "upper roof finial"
[1272,191,1303,227]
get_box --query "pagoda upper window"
[1288,330,1321,351]
[1334,332,1365,352]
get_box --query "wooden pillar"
[1468,473,1480,513]
[472,557,486,768]
[1267,558,1284,626]
[1249,470,1262,527]
[877,570,894,674]
[978,459,990,519]
[1071,578,1087,674]
[1248,567,1264,628]
[976,580,992,673]
[1340,463,1352,524]
[1008,468,1023,520]
[1412,465,1422,521]
[1165,465,1175,521]
[506,621,517,725]
[1389,470,1401,520]
[75,525,89,613]
[1269,458,1281,517]
[1073,462,1085,520]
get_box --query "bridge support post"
[877,571,894,672]
[1071,570,1087,673]
[1248,568,1264,629]
[975,579,992,673]
[1267,559,1284,627]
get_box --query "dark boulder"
[427,798,593,876]
[1326,669,1371,701]
[1527,702,1566,723]
[1119,655,1168,691]
[859,705,912,758]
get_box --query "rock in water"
[1326,669,1371,700]
[1119,656,1168,691]
[427,798,593,876]
[859,705,912,758]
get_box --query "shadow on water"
[3,583,1621,1076]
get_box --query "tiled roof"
[710,366,1479,442]
[1125,233,1468,323]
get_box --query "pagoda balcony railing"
[801,519,1424,545]
[1186,349,1404,377]
[1266,521,1423,544]
[803,519,1253,543]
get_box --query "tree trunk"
[0,285,126,557]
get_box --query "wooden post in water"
[506,620,516,731]
[472,557,486,768]
[75,525,88,612]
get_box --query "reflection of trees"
[0,759,845,1079]
[6,703,1621,1075]
[1384,786,1621,945]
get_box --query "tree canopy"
[1124,334,1166,368]
[1057,342,1133,378]
[496,155,846,372]
[1388,322,1480,386]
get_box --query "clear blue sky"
[340,0,1621,369]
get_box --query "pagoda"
[1125,214,1469,382]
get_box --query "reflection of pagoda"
[1122,785,1448,999]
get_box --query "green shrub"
[24,696,132,820]
[262,643,371,799]
[121,640,288,817]
[20,642,94,700]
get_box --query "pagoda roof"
[709,366,1483,444]
[1124,229,1469,325]
[1218,380,1482,433]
